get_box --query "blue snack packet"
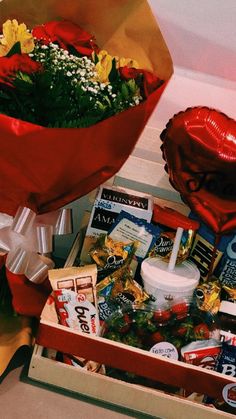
[108,210,161,263]
[215,342,236,377]
[214,234,236,288]
[188,212,234,281]
[204,342,236,413]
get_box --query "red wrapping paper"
[0,0,173,318]
[0,82,166,216]
[6,269,52,318]
[0,0,173,216]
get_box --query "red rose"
[141,69,163,98]
[119,66,140,80]
[32,20,99,56]
[0,54,42,86]
[119,65,163,98]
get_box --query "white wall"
[116,0,236,205]
[148,0,236,82]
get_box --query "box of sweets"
[80,184,153,263]
[30,297,236,419]
[29,253,236,419]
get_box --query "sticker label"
[150,342,179,360]
[222,383,236,408]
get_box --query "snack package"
[49,264,98,328]
[189,213,234,281]
[218,289,236,346]
[193,280,221,314]
[214,234,236,288]
[96,266,150,321]
[89,234,137,281]
[180,339,222,399]
[48,264,100,367]
[80,185,153,264]
[150,204,199,264]
[108,210,160,262]
[181,339,222,368]
[204,342,236,414]
[216,341,236,376]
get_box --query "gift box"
[29,295,236,418]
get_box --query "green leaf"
[67,44,81,57]
[93,53,99,65]
[6,41,21,57]
[108,58,119,83]
[16,71,33,84]
[0,89,11,100]
[127,79,138,95]
[121,83,129,100]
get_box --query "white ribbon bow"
[0,206,72,284]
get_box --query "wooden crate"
[28,314,236,419]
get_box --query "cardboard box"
[28,298,236,419]
[80,185,153,263]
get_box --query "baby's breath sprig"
[0,39,142,127]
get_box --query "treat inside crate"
[29,318,236,419]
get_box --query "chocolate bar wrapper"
[48,265,99,331]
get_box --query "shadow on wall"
[155,17,236,82]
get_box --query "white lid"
[141,257,200,292]
[219,300,236,317]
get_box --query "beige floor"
[0,366,155,419]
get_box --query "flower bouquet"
[0,0,173,216]
[0,0,173,380]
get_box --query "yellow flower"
[115,56,139,69]
[93,50,140,84]
[94,50,113,84]
[0,19,34,57]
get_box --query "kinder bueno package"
[80,185,153,263]
[48,264,99,332]
[48,265,100,368]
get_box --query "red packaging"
[181,339,221,369]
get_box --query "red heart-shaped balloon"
[161,107,236,235]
